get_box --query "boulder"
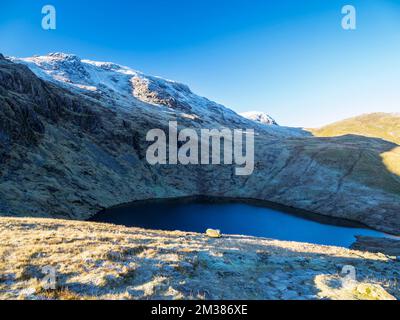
[206,229,222,238]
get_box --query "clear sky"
[1,0,399,127]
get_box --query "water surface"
[91,198,389,248]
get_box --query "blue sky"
[1,0,400,127]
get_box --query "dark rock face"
[132,75,194,112]
[0,56,399,235]
[351,236,400,256]
[0,57,101,141]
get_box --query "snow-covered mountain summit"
[240,111,278,126]
[10,53,235,120]
[11,53,164,108]
[10,53,301,136]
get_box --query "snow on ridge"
[9,53,305,137]
[11,53,232,117]
[11,53,194,105]
[14,53,186,92]
[10,53,146,110]
[240,111,278,126]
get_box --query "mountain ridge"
[11,53,306,139]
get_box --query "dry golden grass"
[0,217,398,300]
[311,113,400,145]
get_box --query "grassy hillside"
[310,113,400,180]
[0,217,398,300]
[311,113,400,145]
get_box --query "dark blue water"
[90,199,390,248]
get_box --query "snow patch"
[240,111,278,126]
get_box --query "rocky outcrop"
[0,55,400,235]
[0,217,398,300]
[351,236,400,256]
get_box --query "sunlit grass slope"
[310,112,400,181]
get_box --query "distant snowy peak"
[240,111,278,126]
